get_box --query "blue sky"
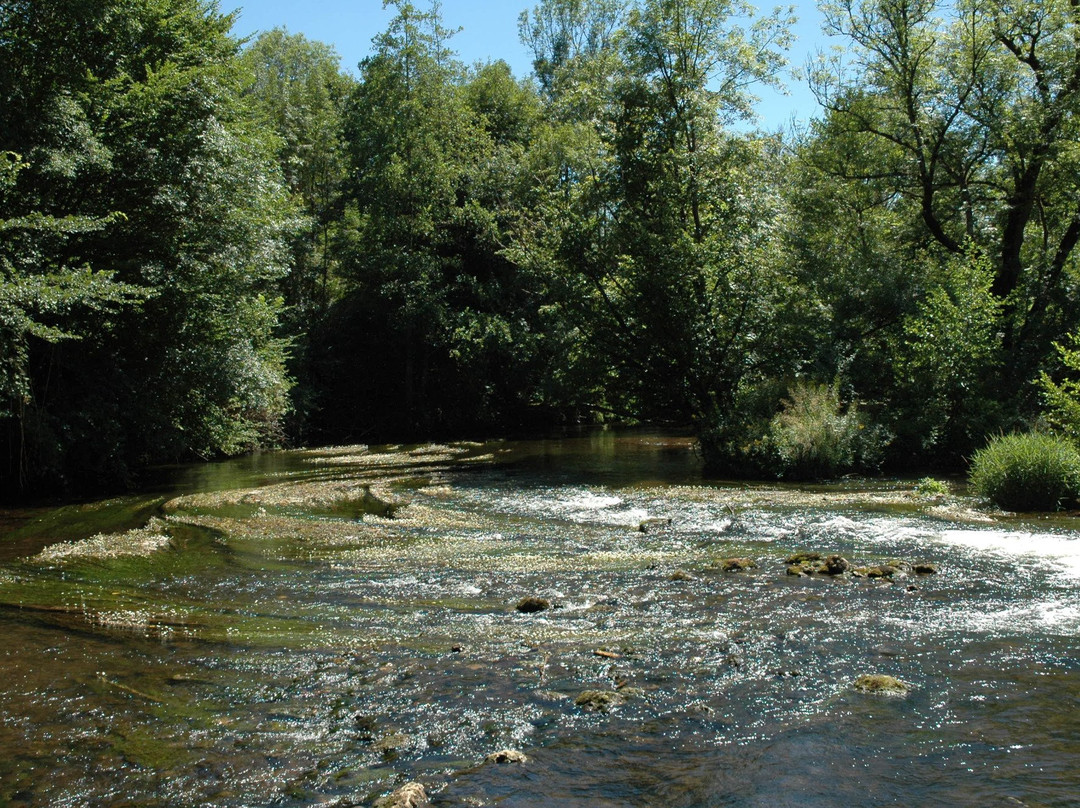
[226,1,833,131]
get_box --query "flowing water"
[1,433,1078,807]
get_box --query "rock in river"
[575,690,627,712]
[853,674,910,695]
[717,557,757,572]
[515,596,551,613]
[374,781,430,808]
[485,749,529,764]
[823,554,851,575]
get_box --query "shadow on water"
[0,431,1078,807]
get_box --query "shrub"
[766,382,887,480]
[915,476,949,497]
[969,432,1080,511]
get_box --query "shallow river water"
[1,433,1079,807]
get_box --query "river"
[1,432,1078,807]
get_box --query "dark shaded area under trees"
[5,0,1080,501]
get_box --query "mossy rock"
[717,557,757,572]
[374,782,430,808]
[485,749,528,764]
[861,565,898,579]
[575,690,627,712]
[853,674,909,695]
[822,555,850,575]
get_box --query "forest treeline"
[5,0,1080,499]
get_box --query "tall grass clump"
[969,432,1080,511]
[767,382,886,480]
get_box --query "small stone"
[574,690,627,712]
[374,782,430,808]
[787,565,808,576]
[669,569,695,581]
[719,557,757,572]
[786,552,822,564]
[853,674,910,695]
[485,749,528,765]
[515,597,551,613]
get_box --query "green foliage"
[239,29,354,317]
[1,0,294,493]
[1039,335,1080,444]
[914,476,949,497]
[809,0,1080,384]
[9,0,1080,498]
[0,151,143,417]
[513,0,798,439]
[891,248,1004,460]
[765,381,886,480]
[969,432,1080,512]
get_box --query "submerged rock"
[485,749,528,765]
[913,562,939,575]
[515,596,551,614]
[575,690,627,712]
[786,552,822,565]
[669,569,695,582]
[853,674,910,695]
[638,517,673,533]
[372,732,410,755]
[374,782,430,808]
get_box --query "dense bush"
[699,381,888,480]
[766,382,887,480]
[969,432,1080,512]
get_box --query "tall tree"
[323,2,563,439]
[240,29,354,318]
[513,0,799,469]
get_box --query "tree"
[0,0,294,494]
[321,2,565,439]
[810,0,1080,370]
[240,29,354,318]
[513,0,799,469]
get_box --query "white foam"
[937,528,1080,579]
[957,596,1080,634]
[561,492,624,511]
